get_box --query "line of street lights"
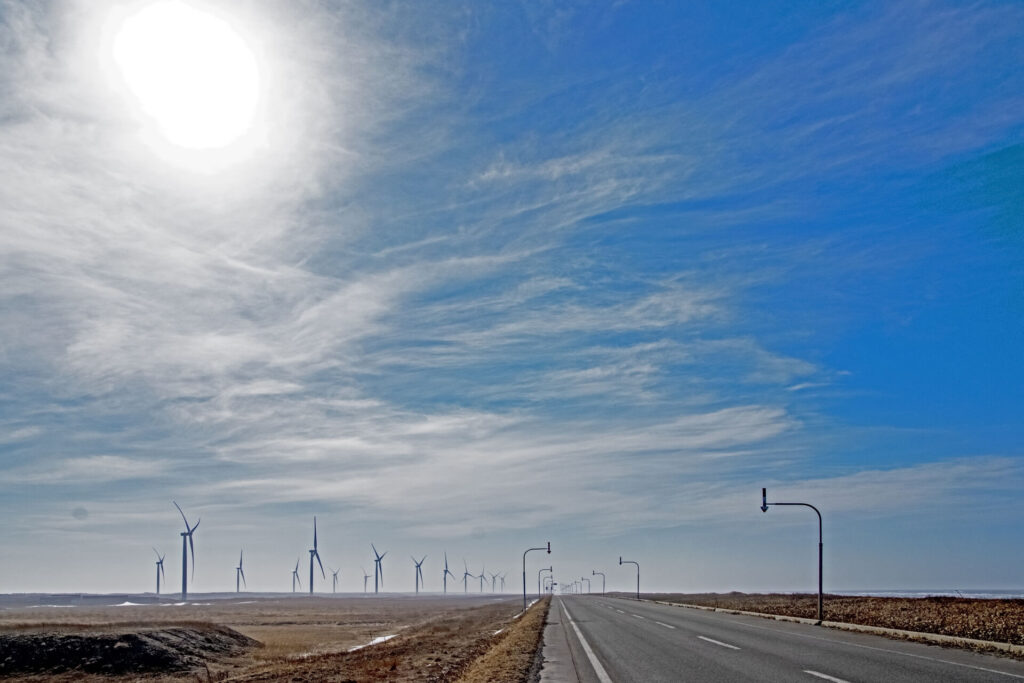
[528,488,824,622]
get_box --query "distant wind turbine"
[478,566,486,592]
[291,558,302,592]
[490,572,499,592]
[462,560,472,593]
[330,567,340,594]
[442,552,456,594]
[372,544,387,594]
[499,573,506,592]
[361,566,370,594]
[236,550,246,593]
[152,548,165,595]
[172,502,199,601]
[412,555,427,593]
[308,517,325,595]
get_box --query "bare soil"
[0,594,548,681]
[640,592,1024,646]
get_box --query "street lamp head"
[619,556,623,565]
[546,541,551,554]
[761,487,769,513]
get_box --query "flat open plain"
[0,593,546,681]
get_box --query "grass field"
[0,594,550,681]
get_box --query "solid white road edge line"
[804,671,851,683]
[562,601,613,683]
[698,635,741,650]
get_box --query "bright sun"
[108,0,261,151]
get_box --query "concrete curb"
[644,599,1024,656]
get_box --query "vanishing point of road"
[540,596,1024,682]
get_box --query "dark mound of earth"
[0,624,258,675]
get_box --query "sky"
[0,0,1022,596]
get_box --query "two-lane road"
[541,596,1024,682]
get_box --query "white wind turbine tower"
[371,544,387,594]
[330,567,340,594]
[308,517,325,595]
[443,553,456,594]
[236,550,246,593]
[152,548,165,595]
[462,560,472,593]
[412,555,427,593]
[361,566,370,594]
[172,502,199,601]
[291,558,302,592]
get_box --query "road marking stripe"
[632,614,646,620]
[615,609,625,613]
[562,602,613,683]
[706,615,1024,680]
[655,621,676,629]
[804,672,850,683]
[698,635,741,650]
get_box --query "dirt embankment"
[643,593,1024,646]
[0,623,257,677]
[456,597,550,683]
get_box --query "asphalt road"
[541,596,1024,682]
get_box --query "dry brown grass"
[0,595,529,681]
[455,596,549,683]
[644,593,1024,646]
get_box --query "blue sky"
[0,0,1022,594]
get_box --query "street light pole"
[592,570,605,593]
[619,556,640,599]
[538,566,552,597]
[522,542,551,611]
[762,487,824,624]
[581,577,590,593]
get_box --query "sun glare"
[108,0,262,152]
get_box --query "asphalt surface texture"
[540,595,1024,682]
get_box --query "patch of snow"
[348,634,397,652]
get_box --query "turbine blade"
[239,549,244,567]
[191,518,200,533]
[240,568,246,586]
[315,551,325,578]
[313,516,318,550]
[153,547,161,560]
[189,534,196,580]
[173,501,190,528]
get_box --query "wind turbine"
[489,572,499,592]
[236,550,246,593]
[412,555,427,593]
[442,553,456,594]
[371,544,387,594]
[478,566,486,592]
[152,548,165,595]
[308,517,325,595]
[499,573,506,592]
[462,560,472,593]
[291,558,302,592]
[330,567,340,594]
[361,566,370,594]
[172,502,199,601]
